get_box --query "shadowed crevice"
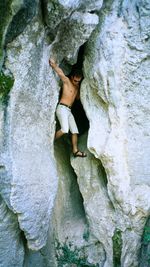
[139,216,150,267]
[112,229,122,267]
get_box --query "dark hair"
[68,68,83,78]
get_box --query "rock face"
[51,11,99,64]
[0,0,37,68]
[0,0,150,266]
[0,196,24,267]
[6,20,59,250]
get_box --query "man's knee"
[61,127,69,134]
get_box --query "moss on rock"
[139,217,150,267]
[112,229,122,267]
[0,0,12,66]
[0,71,14,101]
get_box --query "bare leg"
[71,133,78,153]
[71,134,87,157]
[55,129,65,140]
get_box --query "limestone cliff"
[0,0,150,267]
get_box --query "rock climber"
[49,58,87,158]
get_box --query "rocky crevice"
[0,0,150,266]
[139,216,150,267]
[53,134,107,267]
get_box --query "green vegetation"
[112,229,122,267]
[0,71,14,102]
[83,228,90,242]
[55,239,98,267]
[143,226,150,263]
[143,226,150,244]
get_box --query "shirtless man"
[49,58,87,157]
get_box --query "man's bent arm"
[49,59,68,83]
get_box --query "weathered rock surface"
[80,0,150,266]
[44,0,103,30]
[0,0,150,266]
[0,0,37,69]
[0,196,24,267]
[51,11,99,64]
[6,17,58,250]
[53,137,106,266]
[71,137,115,267]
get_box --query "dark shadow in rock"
[57,43,89,137]
[5,0,37,45]
[72,99,89,136]
[97,160,108,187]
[54,137,88,232]
[139,216,150,267]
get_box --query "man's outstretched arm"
[49,59,69,83]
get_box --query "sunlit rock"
[44,0,103,30]
[51,12,99,64]
[0,0,150,266]
[5,17,58,251]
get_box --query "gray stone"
[79,0,103,12]
[5,16,58,250]
[52,137,105,266]
[5,0,38,44]
[0,0,150,266]
[51,11,99,64]
[0,196,24,267]
[44,0,103,31]
[0,0,38,70]
[79,0,150,266]
[71,135,114,267]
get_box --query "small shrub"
[0,71,14,101]
[112,229,122,267]
[143,227,150,244]
[55,239,99,267]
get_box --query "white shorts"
[56,104,79,134]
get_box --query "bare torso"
[60,78,80,106]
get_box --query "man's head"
[69,69,83,86]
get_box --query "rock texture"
[0,0,150,266]
[0,196,24,267]
[80,1,150,266]
[51,11,99,64]
[6,17,58,250]
[0,0,37,69]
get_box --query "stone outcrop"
[0,0,37,69]
[51,11,99,64]
[0,196,24,267]
[5,17,58,250]
[0,0,150,266]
